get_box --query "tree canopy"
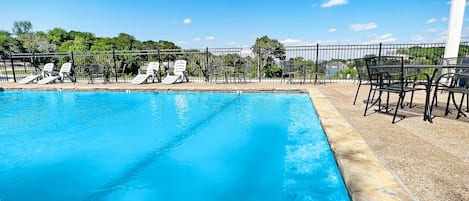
[12,21,33,36]
[1,21,182,56]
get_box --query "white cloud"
[176,40,188,44]
[328,28,337,32]
[411,34,425,42]
[193,37,201,41]
[281,38,302,45]
[424,28,437,33]
[462,27,469,40]
[183,18,192,24]
[426,18,437,24]
[369,34,397,43]
[205,36,215,40]
[321,0,348,8]
[441,17,448,22]
[350,23,377,31]
[228,41,237,46]
[436,30,448,42]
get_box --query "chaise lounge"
[19,63,55,84]
[38,62,74,84]
[131,62,161,84]
[162,60,188,84]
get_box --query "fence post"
[257,48,261,82]
[378,42,382,58]
[315,43,319,83]
[32,52,37,71]
[3,56,9,82]
[205,47,209,82]
[71,51,75,67]
[71,51,76,82]
[157,48,162,80]
[10,53,16,82]
[111,49,117,82]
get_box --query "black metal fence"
[1,42,468,83]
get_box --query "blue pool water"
[0,91,349,201]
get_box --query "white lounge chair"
[38,62,73,84]
[162,60,188,84]
[19,63,55,84]
[131,62,160,84]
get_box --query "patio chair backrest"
[354,59,369,81]
[91,64,105,74]
[282,61,295,72]
[174,60,187,76]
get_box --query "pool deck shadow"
[3,81,467,201]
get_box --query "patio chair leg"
[385,92,391,112]
[432,89,439,108]
[409,91,416,108]
[445,92,452,116]
[456,95,467,119]
[364,86,374,116]
[353,82,362,105]
[392,93,404,123]
[466,94,469,112]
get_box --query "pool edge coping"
[307,88,416,201]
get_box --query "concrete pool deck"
[1,81,468,201]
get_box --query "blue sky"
[0,0,467,48]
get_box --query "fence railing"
[1,42,469,83]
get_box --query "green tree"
[90,37,115,51]
[17,32,57,53]
[12,21,33,36]
[114,33,136,50]
[0,30,18,56]
[58,31,95,52]
[252,36,286,78]
[47,28,70,46]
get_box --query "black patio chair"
[230,60,246,84]
[281,61,302,84]
[364,56,426,123]
[304,62,326,84]
[353,58,377,105]
[111,62,127,83]
[445,73,469,119]
[88,64,106,84]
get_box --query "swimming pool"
[0,91,349,201]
